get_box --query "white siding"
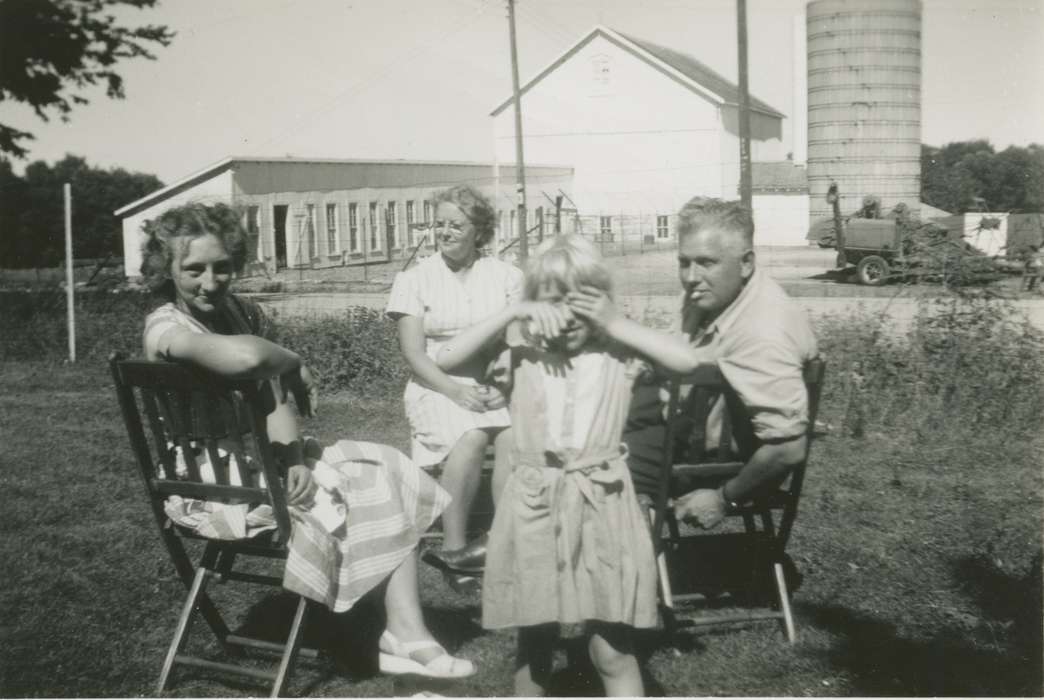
[493,32,786,220]
[494,34,726,217]
[752,193,811,247]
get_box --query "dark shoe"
[422,533,488,574]
[442,571,482,596]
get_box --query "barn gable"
[490,25,782,119]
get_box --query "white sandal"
[378,630,476,679]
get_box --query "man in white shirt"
[623,197,819,528]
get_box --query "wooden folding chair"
[650,358,825,644]
[109,353,318,697]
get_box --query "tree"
[0,0,174,158]
[922,141,1044,214]
[0,154,163,267]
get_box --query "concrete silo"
[806,0,921,224]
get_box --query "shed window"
[405,201,416,246]
[600,216,612,237]
[386,201,399,249]
[656,215,669,239]
[348,203,360,253]
[245,206,260,234]
[305,204,317,259]
[369,202,381,251]
[325,203,339,254]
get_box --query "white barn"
[492,25,810,246]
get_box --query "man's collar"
[706,266,763,337]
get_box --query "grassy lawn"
[1,292,1042,697]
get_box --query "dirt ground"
[239,243,1032,298]
[242,244,1044,336]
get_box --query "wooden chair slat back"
[140,388,179,480]
[655,358,827,548]
[665,364,742,467]
[110,354,294,542]
[774,357,826,545]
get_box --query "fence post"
[620,210,625,257]
[63,183,76,362]
[639,210,644,255]
[600,215,605,257]
[362,214,369,282]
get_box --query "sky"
[4,0,1042,184]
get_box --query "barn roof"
[491,25,784,119]
[751,162,807,193]
[114,156,572,218]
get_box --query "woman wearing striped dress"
[139,201,475,679]
[386,185,523,591]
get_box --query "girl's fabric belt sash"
[511,444,634,513]
[512,445,629,472]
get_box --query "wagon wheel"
[856,255,890,286]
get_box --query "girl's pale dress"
[482,342,659,630]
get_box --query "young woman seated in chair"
[139,201,475,680]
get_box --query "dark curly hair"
[431,184,497,248]
[140,202,248,299]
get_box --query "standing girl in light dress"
[436,236,700,696]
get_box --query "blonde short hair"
[676,197,754,250]
[524,235,612,300]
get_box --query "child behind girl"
[436,236,699,696]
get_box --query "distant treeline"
[1,142,1040,269]
[0,154,162,269]
[922,140,1044,215]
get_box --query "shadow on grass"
[803,578,1042,698]
[954,550,1043,688]
[531,631,670,697]
[210,590,485,694]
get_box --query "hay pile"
[896,213,1000,285]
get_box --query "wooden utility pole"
[737,0,753,213]
[507,0,528,261]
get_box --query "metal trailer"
[834,218,904,286]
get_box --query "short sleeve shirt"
[385,253,524,360]
[683,268,818,442]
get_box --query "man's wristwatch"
[720,482,743,511]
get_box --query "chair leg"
[773,561,796,643]
[158,566,211,694]
[648,506,682,655]
[271,596,309,698]
[162,529,230,643]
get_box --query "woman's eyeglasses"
[432,220,466,236]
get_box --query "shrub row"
[0,290,408,392]
[3,289,1042,436]
[817,290,1044,439]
